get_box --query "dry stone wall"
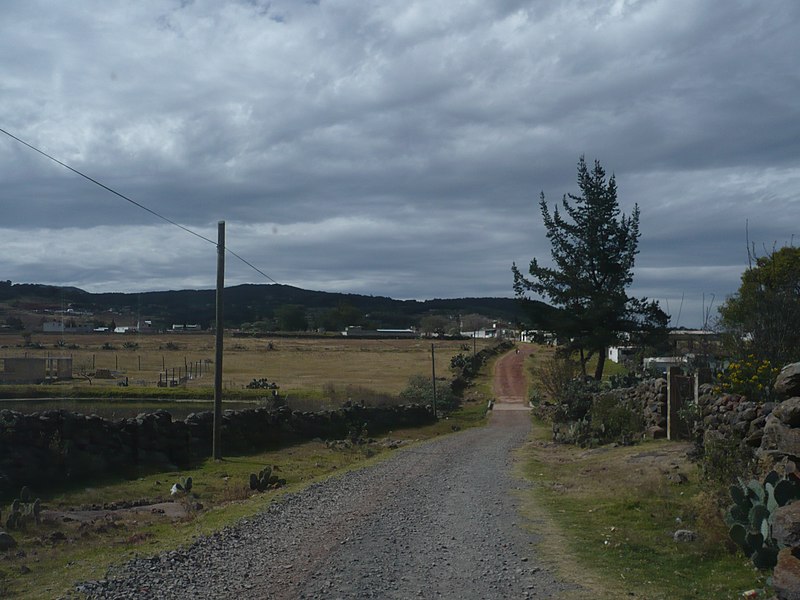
[696,388,775,449]
[596,377,668,437]
[691,361,800,600]
[0,403,434,496]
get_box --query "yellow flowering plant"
[714,355,780,402]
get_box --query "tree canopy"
[513,157,668,379]
[719,245,800,366]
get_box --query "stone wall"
[0,403,434,496]
[696,387,775,449]
[598,377,668,437]
[693,362,800,600]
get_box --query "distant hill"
[0,280,552,333]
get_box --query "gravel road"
[77,349,573,599]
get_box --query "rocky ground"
[75,349,574,599]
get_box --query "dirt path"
[492,344,535,409]
[80,347,570,599]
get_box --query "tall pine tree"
[513,156,668,379]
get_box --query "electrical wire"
[0,126,278,284]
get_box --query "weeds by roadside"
[520,417,768,599]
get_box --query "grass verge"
[517,417,769,600]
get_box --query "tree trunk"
[579,348,587,378]
[594,349,606,381]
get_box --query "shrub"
[700,431,756,488]
[528,387,545,406]
[589,393,643,445]
[450,353,480,379]
[714,356,780,402]
[536,355,580,404]
[553,389,643,447]
[400,374,459,412]
[607,370,644,390]
[553,377,599,423]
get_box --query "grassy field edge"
[513,416,768,599]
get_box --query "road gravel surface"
[77,346,573,599]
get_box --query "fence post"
[667,367,681,440]
[694,368,712,403]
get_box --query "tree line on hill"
[0,280,547,334]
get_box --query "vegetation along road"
[77,347,574,599]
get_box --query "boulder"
[760,413,800,460]
[773,503,800,548]
[776,363,800,400]
[774,547,800,600]
[774,398,800,428]
[0,531,17,550]
[666,472,688,485]
[673,529,696,542]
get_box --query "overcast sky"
[2,0,798,328]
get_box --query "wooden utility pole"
[431,343,437,418]
[212,221,225,460]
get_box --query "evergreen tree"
[719,245,800,366]
[513,156,668,379]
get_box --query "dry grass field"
[0,332,492,396]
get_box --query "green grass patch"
[520,417,768,599]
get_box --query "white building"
[607,346,639,364]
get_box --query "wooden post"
[667,367,678,440]
[213,221,225,460]
[694,368,713,403]
[431,343,437,418]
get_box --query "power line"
[0,126,278,284]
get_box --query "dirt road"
[492,344,536,408]
[80,346,570,599]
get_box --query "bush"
[553,377,599,423]
[700,430,756,488]
[714,356,780,402]
[589,393,643,445]
[553,389,643,447]
[607,370,644,390]
[400,374,459,412]
[537,355,580,404]
[450,353,481,379]
[528,387,545,406]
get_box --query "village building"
[0,356,73,384]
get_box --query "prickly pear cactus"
[172,476,194,495]
[726,470,800,569]
[5,487,42,531]
[249,466,285,492]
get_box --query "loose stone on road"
[79,346,571,599]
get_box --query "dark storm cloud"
[1,0,798,327]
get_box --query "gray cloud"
[1,0,799,327]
